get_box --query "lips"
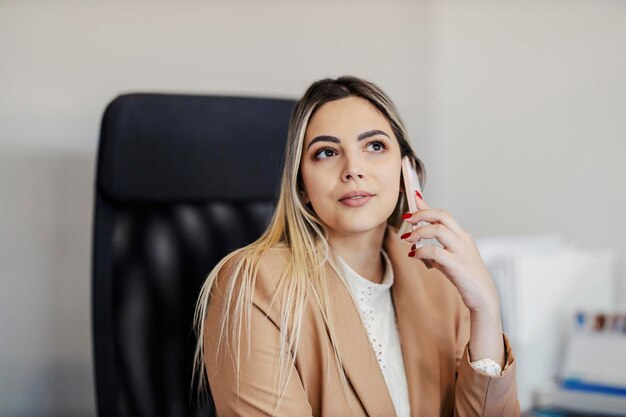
[338,190,374,201]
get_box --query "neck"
[328,223,387,284]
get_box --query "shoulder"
[212,244,293,311]
[218,244,290,277]
[258,245,291,277]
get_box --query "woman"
[192,76,520,416]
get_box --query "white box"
[475,235,617,411]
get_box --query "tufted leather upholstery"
[92,93,296,416]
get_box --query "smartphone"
[401,156,439,269]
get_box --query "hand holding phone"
[401,156,440,269]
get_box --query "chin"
[332,218,389,235]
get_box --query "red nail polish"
[401,213,412,219]
[400,232,411,240]
[415,190,423,200]
[411,243,416,250]
[408,250,416,257]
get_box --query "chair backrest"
[92,93,295,416]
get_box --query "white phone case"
[401,157,440,267]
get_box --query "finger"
[414,190,429,209]
[411,245,453,269]
[423,258,445,273]
[410,191,466,237]
[403,223,464,254]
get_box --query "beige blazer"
[204,226,520,416]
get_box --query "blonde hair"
[191,75,426,413]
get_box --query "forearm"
[468,306,505,367]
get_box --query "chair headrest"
[98,93,296,203]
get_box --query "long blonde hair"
[191,75,426,413]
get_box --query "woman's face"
[300,96,402,238]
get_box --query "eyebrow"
[306,129,390,151]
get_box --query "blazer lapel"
[324,258,397,416]
[385,226,441,417]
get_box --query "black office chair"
[91,93,296,416]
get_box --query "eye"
[314,147,337,160]
[366,140,388,153]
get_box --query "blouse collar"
[336,249,394,303]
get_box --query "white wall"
[1,0,624,415]
[428,0,626,297]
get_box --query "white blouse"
[336,249,502,417]
[337,250,411,417]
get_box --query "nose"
[342,163,364,182]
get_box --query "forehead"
[304,96,392,144]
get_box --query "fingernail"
[400,232,411,240]
[401,213,412,219]
[408,250,416,257]
[415,190,423,200]
[411,243,416,250]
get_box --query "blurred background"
[1,0,625,416]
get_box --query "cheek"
[383,162,402,193]
[301,161,333,192]
[381,167,402,216]
[300,166,325,207]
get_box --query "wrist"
[469,302,501,322]
[467,283,501,314]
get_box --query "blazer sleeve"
[453,307,521,417]
[203,271,313,417]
